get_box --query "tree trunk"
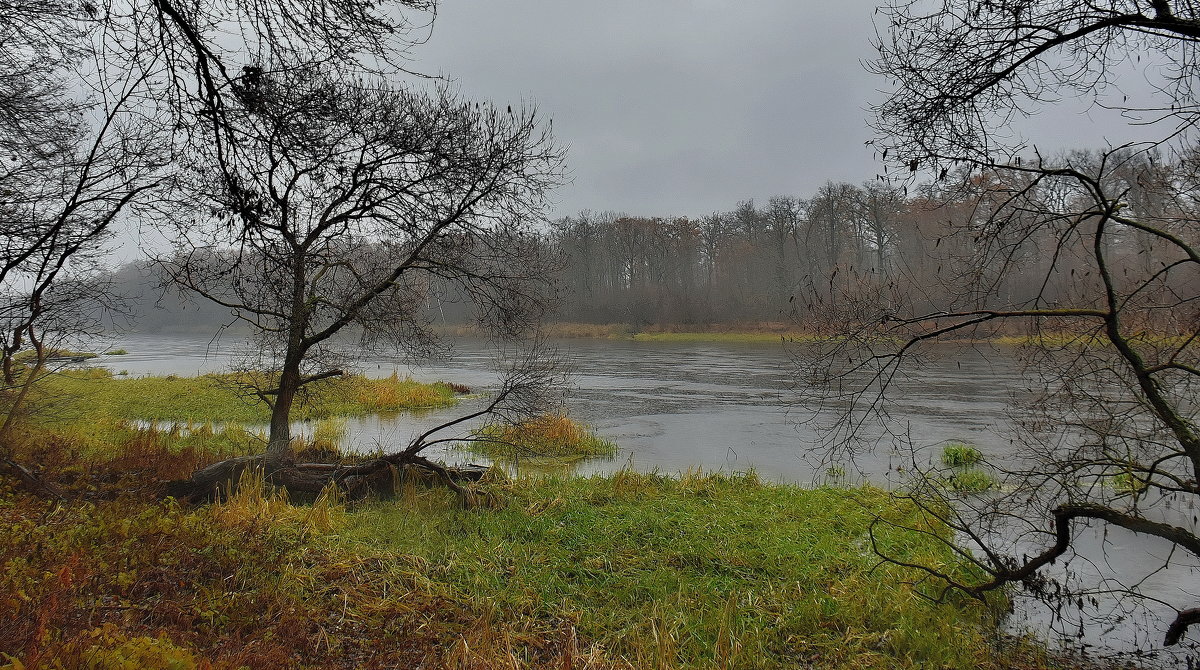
[265,363,300,471]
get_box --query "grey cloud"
[410,1,1133,218]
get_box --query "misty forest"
[2,2,1200,669]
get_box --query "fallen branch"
[166,452,489,504]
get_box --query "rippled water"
[89,333,1198,666]
[95,334,1030,479]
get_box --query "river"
[87,333,1197,667]
[93,334,1027,481]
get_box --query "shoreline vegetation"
[0,424,1069,669]
[87,325,1191,347]
[0,372,1098,668]
[34,369,463,427]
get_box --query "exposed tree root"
[166,452,490,505]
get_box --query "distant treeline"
[110,150,1198,333]
[550,152,1197,330]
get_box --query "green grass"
[940,443,983,467]
[102,348,129,355]
[937,444,993,492]
[0,424,1065,669]
[462,413,618,461]
[342,470,1008,669]
[32,368,458,428]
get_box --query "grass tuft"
[463,413,618,461]
[941,443,983,467]
[1108,471,1149,493]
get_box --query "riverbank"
[0,426,1073,669]
[434,322,1189,347]
[0,362,1136,668]
[429,321,811,343]
[32,369,462,427]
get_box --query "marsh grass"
[33,369,457,427]
[941,443,983,467]
[937,444,994,493]
[541,322,636,338]
[14,347,97,361]
[463,413,618,461]
[308,416,349,452]
[993,331,1195,349]
[630,331,803,343]
[535,322,824,343]
[1108,471,1149,493]
[520,323,1200,349]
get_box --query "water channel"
[88,333,1198,667]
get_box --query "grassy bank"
[346,471,1024,669]
[0,426,1066,669]
[31,369,460,427]
[992,332,1193,348]
[0,369,1084,668]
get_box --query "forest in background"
[113,147,1199,335]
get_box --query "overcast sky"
[408,2,886,219]
[118,1,1153,260]
[406,1,1155,220]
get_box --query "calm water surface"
[90,333,1197,666]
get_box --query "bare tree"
[0,2,170,494]
[805,0,1200,652]
[160,66,563,496]
[0,0,452,497]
